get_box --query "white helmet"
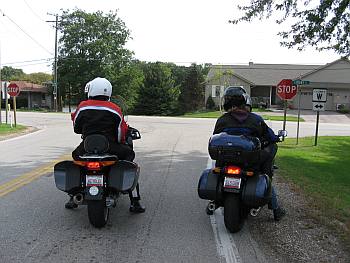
[87,77,112,98]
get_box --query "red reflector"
[224,166,241,175]
[86,162,101,170]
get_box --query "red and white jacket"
[71,100,128,144]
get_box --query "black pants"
[72,141,135,161]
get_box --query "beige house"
[205,58,350,111]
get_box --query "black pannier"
[241,174,271,208]
[108,160,140,192]
[208,133,261,166]
[54,161,81,193]
[198,169,219,200]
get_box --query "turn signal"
[224,166,241,175]
[86,162,101,170]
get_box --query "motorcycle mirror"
[130,129,141,140]
[278,130,288,137]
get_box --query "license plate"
[224,177,241,189]
[86,175,103,186]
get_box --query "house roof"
[208,63,321,86]
[9,81,47,93]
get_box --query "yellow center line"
[0,154,71,198]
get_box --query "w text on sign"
[312,88,327,102]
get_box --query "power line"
[2,58,53,66]
[0,9,53,55]
[22,0,47,23]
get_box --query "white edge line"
[206,157,241,263]
[0,128,44,143]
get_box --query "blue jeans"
[270,186,279,210]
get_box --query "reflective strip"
[74,105,122,142]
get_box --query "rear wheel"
[87,198,109,228]
[224,194,245,233]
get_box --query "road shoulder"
[248,175,350,263]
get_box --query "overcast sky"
[0,0,340,74]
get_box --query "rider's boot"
[129,197,146,213]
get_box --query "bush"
[336,104,350,114]
[206,95,215,110]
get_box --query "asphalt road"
[1,112,350,263]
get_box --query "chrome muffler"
[250,207,261,217]
[73,193,84,205]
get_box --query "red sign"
[7,83,20,97]
[277,79,297,100]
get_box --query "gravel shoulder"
[248,175,350,263]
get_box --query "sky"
[0,0,341,74]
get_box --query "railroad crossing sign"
[7,83,20,97]
[277,79,297,100]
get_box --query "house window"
[212,85,223,97]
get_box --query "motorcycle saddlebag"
[241,174,271,208]
[198,169,219,200]
[208,133,261,166]
[54,161,81,193]
[108,160,140,192]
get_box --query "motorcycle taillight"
[224,165,241,175]
[86,162,101,170]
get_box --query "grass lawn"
[276,136,350,230]
[0,123,26,135]
[183,110,304,122]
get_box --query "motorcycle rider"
[213,86,286,221]
[66,77,145,213]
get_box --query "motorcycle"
[198,130,286,233]
[54,128,141,228]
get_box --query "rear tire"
[224,194,244,233]
[87,198,109,228]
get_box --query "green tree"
[1,66,25,80]
[23,72,52,84]
[134,62,180,116]
[179,63,205,113]
[57,9,134,104]
[231,0,350,56]
[206,95,216,110]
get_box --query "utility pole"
[47,14,59,112]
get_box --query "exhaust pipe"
[206,201,216,215]
[73,193,84,205]
[106,196,116,208]
[250,207,261,217]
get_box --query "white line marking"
[210,209,241,263]
[0,128,44,143]
[206,157,241,263]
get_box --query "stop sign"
[7,83,20,97]
[277,79,297,100]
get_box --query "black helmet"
[223,86,251,111]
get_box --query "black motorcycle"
[54,128,141,228]
[198,130,286,233]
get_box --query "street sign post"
[7,83,20,127]
[294,79,310,145]
[312,88,327,146]
[277,79,298,140]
